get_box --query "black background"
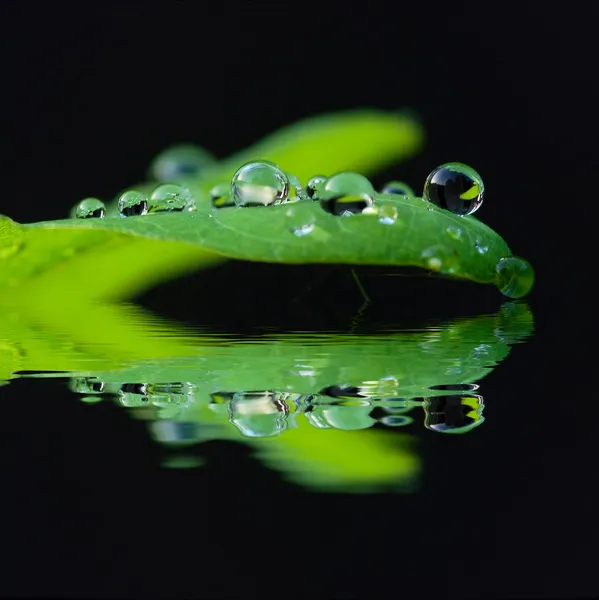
[0,1,595,598]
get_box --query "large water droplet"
[118,190,149,217]
[285,203,316,236]
[231,160,290,207]
[75,198,106,219]
[495,256,535,298]
[320,192,374,217]
[377,203,398,225]
[149,183,192,213]
[420,245,460,274]
[306,175,327,199]
[149,143,215,182]
[323,171,376,197]
[423,163,484,215]
[380,181,414,196]
[424,394,485,433]
[209,182,234,208]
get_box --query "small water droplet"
[75,198,106,219]
[149,183,192,213]
[306,175,327,199]
[378,203,398,225]
[380,415,413,427]
[420,245,460,274]
[495,256,535,298]
[474,240,488,254]
[380,181,414,196]
[232,160,290,207]
[209,182,234,208]
[285,203,316,236]
[319,192,374,217]
[423,163,484,215]
[446,224,463,240]
[118,190,149,217]
[287,172,308,200]
[424,394,485,434]
[149,143,215,182]
[323,171,376,197]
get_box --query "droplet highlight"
[495,256,535,298]
[423,163,484,215]
[75,198,106,219]
[118,190,149,217]
[232,160,290,207]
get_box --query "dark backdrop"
[0,2,595,598]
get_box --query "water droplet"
[287,173,308,200]
[380,181,414,196]
[446,224,463,240]
[75,198,106,219]
[118,190,149,217]
[149,143,215,182]
[149,183,192,212]
[495,256,535,298]
[209,182,234,208]
[69,377,105,394]
[423,163,484,215]
[420,245,460,274]
[380,415,413,427]
[323,171,376,197]
[428,383,480,392]
[318,406,376,430]
[228,390,289,437]
[285,203,316,236]
[319,192,374,217]
[474,240,488,254]
[378,203,398,225]
[231,160,290,207]
[424,394,485,433]
[306,175,327,199]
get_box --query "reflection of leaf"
[0,110,424,302]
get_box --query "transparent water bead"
[424,394,485,434]
[287,173,308,200]
[75,198,106,219]
[423,163,484,215]
[149,143,216,182]
[306,175,327,199]
[323,171,376,197]
[320,192,374,217]
[149,183,193,212]
[285,203,316,236]
[228,391,289,438]
[495,256,535,298]
[446,224,463,240]
[232,160,290,207]
[377,203,398,225]
[209,182,234,208]
[420,245,460,274]
[118,190,149,217]
[380,181,414,196]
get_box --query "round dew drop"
[231,160,290,207]
[285,203,316,236]
[495,256,534,298]
[420,245,460,274]
[323,171,376,198]
[306,175,327,200]
[210,182,235,208]
[377,203,398,224]
[75,198,106,219]
[380,181,414,196]
[149,143,216,182]
[149,183,192,212]
[319,192,374,217]
[118,190,149,217]
[423,163,484,215]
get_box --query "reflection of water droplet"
[423,163,484,215]
[149,183,192,212]
[495,256,535,298]
[378,203,398,225]
[420,245,460,274]
[118,190,149,217]
[320,192,374,217]
[307,175,327,199]
[75,198,106,219]
[319,384,368,399]
[209,182,234,208]
[232,160,290,206]
[446,224,462,240]
[69,377,105,394]
[380,415,413,427]
[474,241,488,254]
[380,181,414,196]
[424,394,485,433]
[285,203,316,236]
[428,383,480,392]
[149,144,215,182]
[228,390,289,438]
[80,395,103,404]
[319,405,376,430]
